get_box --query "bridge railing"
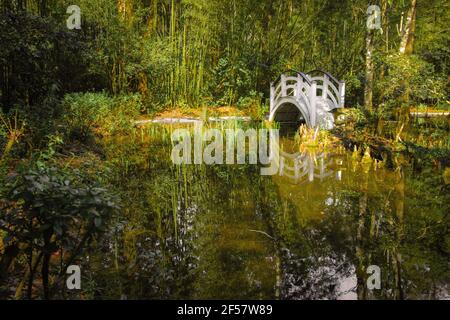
[270,70,313,114]
[279,152,334,182]
[307,69,345,109]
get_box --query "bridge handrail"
[307,69,342,85]
[272,69,312,86]
[313,78,340,101]
[307,69,345,108]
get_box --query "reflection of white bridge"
[266,132,340,182]
[269,70,345,129]
[278,151,335,183]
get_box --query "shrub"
[377,53,446,114]
[61,92,142,142]
[237,91,267,120]
[0,11,95,116]
[0,164,119,299]
[212,57,254,105]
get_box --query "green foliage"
[0,159,119,298]
[336,108,368,128]
[61,92,142,142]
[2,0,448,114]
[1,0,449,301]
[2,164,118,240]
[342,74,363,107]
[236,91,267,121]
[212,57,254,106]
[0,11,94,114]
[415,0,450,75]
[377,53,447,116]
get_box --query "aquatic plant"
[294,125,338,153]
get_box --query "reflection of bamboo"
[247,228,281,299]
[275,252,281,299]
[356,168,369,300]
[393,168,405,300]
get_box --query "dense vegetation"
[0,0,449,299]
[1,0,448,113]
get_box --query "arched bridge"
[269,70,345,129]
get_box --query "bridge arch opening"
[272,102,307,135]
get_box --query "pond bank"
[135,116,252,126]
[410,112,450,118]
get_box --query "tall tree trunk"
[364,29,375,112]
[397,0,417,123]
[41,229,53,299]
[399,0,417,55]
[381,0,389,51]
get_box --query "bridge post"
[322,74,329,100]
[270,82,275,113]
[308,155,314,182]
[319,157,325,178]
[296,74,302,98]
[339,81,346,108]
[294,159,300,180]
[281,74,287,97]
[310,81,317,127]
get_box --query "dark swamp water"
[79,120,449,300]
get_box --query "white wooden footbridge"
[269,69,345,129]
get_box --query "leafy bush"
[61,93,110,142]
[212,57,254,105]
[237,91,267,120]
[0,11,95,115]
[335,108,368,128]
[110,94,144,133]
[61,92,142,142]
[377,53,446,113]
[342,73,362,107]
[0,164,119,299]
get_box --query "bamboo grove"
[0,0,449,114]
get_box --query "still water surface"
[90,122,449,300]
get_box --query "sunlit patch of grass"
[410,102,450,113]
[149,105,246,120]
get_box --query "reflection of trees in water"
[279,244,354,300]
[95,134,448,300]
[265,151,449,300]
